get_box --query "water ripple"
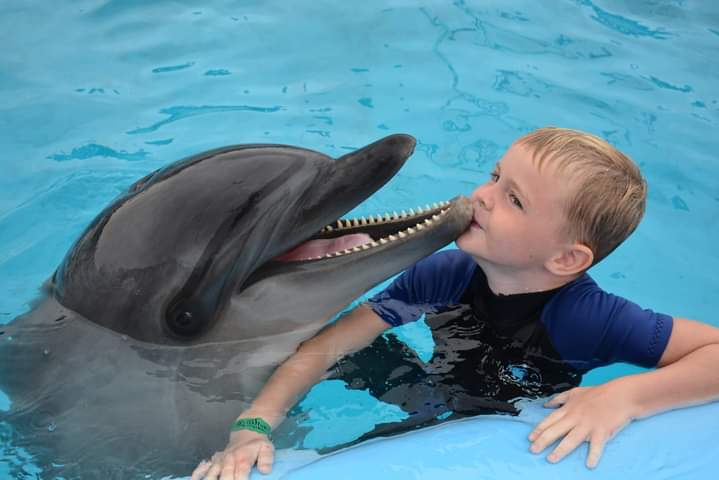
[126,105,284,135]
[204,69,231,76]
[47,144,148,162]
[144,138,173,146]
[645,75,693,93]
[576,0,672,39]
[151,62,195,74]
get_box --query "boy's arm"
[191,305,389,480]
[242,305,390,426]
[529,317,719,468]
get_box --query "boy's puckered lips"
[471,209,485,230]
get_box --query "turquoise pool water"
[1,0,718,477]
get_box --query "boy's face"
[456,143,573,271]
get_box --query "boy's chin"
[455,234,474,253]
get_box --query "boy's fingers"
[544,391,569,408]
[233,457,254,480]
[219,456,235,480]
[547,427,589,463]
[586,433,607,469]
[191,460,212,480]
[530,417,573,453]
[205,462,222,480]
[529,408,566,441]
[257,443,275,474]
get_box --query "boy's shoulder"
[415,248,476,272]
[543,274,673,370]
[367,250,477,327]
[404,249,478,289]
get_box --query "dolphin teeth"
[361,244,370,250]
[352,246,361,252]
[343,249,352,254]
[416,224,425,231]
[360,217,367,225]
[432,214,440,220]
[407,227,416,234]
[379,238,389,244]
[336,220,344,228]
[389,234,398,241]
[384,213,391,221]
[432,202,439,208]
[409,208,415,216]
[425,204,431,211]
[371,241,379,247]
[398,231,407,238]
[326,225,334,232]
[392,211,399,219]
[424,218,433,225]
[401,210,407,217]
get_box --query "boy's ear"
[545,243,594,276]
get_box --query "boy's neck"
[472,256,581,296]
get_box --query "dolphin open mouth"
[274,199,457,262]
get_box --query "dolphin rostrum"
[0,134,472,479]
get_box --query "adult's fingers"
[256,443,275,474]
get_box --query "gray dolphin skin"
[0,134,472,479]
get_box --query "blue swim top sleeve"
[541,275,674,371]
[367,250,477,327]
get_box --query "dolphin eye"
[166,306,204,338]
[176,311,193,326]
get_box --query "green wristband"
[230,417,272,437]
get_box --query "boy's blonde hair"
[516,127,647,266]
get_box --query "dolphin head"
[53,134,472,345]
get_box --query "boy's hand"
[191,430,274,480]
[527,383,638,468]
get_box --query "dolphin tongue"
[274,233,372,262]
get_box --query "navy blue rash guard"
[367,249,673,374]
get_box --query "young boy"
[192,127,719,480]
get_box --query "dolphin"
[0,134,472,479]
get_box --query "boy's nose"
[472,184,493,211]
